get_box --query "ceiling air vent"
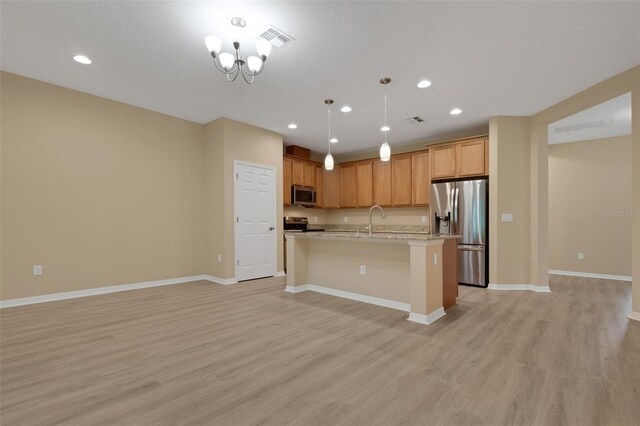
[259,26,295,48]
[553,118,614,134]
[406,116,425,124]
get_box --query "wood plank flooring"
[1,275,639,425]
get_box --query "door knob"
[269,226,275,231]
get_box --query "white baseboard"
[0,274,219,308]
[488,283,551,293]
[549,270,632,282]
[275,271,286,277]
[284,284,410,312]
[203,275,237,285]
[408,307,446,325]
[628,311,640,322]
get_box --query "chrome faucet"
[367,204,386,236]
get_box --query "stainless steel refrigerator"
[431,179,488,287]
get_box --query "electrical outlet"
[421,216,427,223]
[502,213,514,222]
[343,217,348,223]
[218,254,222,262]
[578,253,585,260]
[33,265,42,276]
[360,265,366,275]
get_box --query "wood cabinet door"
[291,159,304,186]
[339,164,357,208]
[431,145,457,179]
[391,155,412,206]
[373,160,392,207]
[315,165,323,208]
[283,157,292,205]
[322,167,340,209]
[356,161,373,207]
[304,162,316,187]
[412,152,430,206]
[457,139,486,177]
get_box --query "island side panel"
[306,239,411,305]
[442,238,459,309]
[426,240,445,316]
[285,234,308,291]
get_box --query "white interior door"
[234,161,276,282]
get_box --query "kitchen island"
[284,231,459,325]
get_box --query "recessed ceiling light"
[288,123,298,129]
[417,80,432,88]
[73,55,92,65]
[330,138,338,143]
[380,126,390,132]
[450,108,462,115]
[340,106,352,113]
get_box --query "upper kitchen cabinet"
[315,165,323,208]
[431,145,457,179]
[323,166,340,209]
[373,160,392,207]
[411,151,430,206]
[304,162,316,187]
[291,159,305,186]
[339,163,357,208]
[283,157,292,206]
[356,161,373,207]
[391,155,412,206]
[457,139,487,177]
[431,138,488,180]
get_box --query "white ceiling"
[1,1,639,155]
[548,92,632,145]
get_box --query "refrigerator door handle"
[458,245,484,252]
[452,187,459,234]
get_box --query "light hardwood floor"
[1,275,639,425]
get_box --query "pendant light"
[324,99,335,170]
[379,77,392,161]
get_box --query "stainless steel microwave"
[292,186,316,207]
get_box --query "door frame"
[233,160,277,281]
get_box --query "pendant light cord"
[328,105,332,154]
[384,86,388,143]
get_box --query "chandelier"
[379,77,392,161]
[204,17,272,84]
[324,99,335,171]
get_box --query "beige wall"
[0,72,207,300]
[548,136,632,276]
[204,119,225,278]
[529,65,639,314]
[221,118,284,277]
[489,116,532,286]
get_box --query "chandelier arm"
[241,71,255,84]
[227,68,240,82]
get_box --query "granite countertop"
[284,230,460,242]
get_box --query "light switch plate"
[502,213,514,222]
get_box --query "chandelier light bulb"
[380,142,391,161]
[256,39,272,59]
[205,36,222,55]
[218,52,235,71]
[324,153,334,170]
[247,56,262,73]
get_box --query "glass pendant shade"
[256,39,272,58]
[219,52,235,71]
[380,142,391,161]
[247,56,262,73]
[205,36,222,55]
[324,153,334,170]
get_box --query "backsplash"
[309,223,430,233]
[284,206,430,226]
